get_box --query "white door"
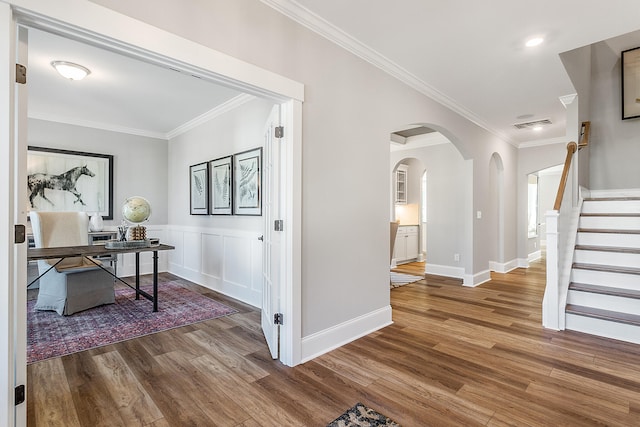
[261,105,283,359]
[1,9,28,425]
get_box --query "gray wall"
[167,98,274,231]
[589,39,640,189]
[391,143,468,271]
[28,118,168,225]
[93,0,520,336]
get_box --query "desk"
[28,244,175,312]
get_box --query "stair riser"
[589,190,640,198]
[576,232,640,248]
[579,216,640,230]
[571,269,640,289]
[574,250,640,269]
[565,314,640,345]
[567,291,640,316]
[582,200,640,214]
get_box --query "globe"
[122,196,151,224]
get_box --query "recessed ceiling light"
[51,61,91,80]
[532,126,543,132]
[525,37,544,48]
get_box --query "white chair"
[30,211,115,315]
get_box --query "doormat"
[27,281,237,363]
[327,402,401,427]
[390,272,424,288]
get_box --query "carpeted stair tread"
[569,282,640,299]
[575,245,640,254]
[578,228,640,235]
[572,263,640,275]
[566,304,640,327]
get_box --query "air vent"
[513,119,552,129]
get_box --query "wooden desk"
[28,244,175,312]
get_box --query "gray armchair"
[30,211,115,315]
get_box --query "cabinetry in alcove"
[394,225,419,264]
[395,165,408,204]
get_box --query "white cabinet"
[394,225,419,264]
[395,165,408,204]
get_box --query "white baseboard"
[529,250,542,262]
[517,258,530,268]
[489,259,519,273]
[466,269,491,287]
[425,263,465,280]
[300,305,392,363]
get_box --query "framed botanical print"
[209,155,233,215]
[622,46,640,120]
[189,162,209,215]
[233,147,262,216]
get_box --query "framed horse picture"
[27,146,114,219]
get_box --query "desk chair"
[30,211,115,315]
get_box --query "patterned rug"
[328,402,401,426]
[390,271,424,288]
[27,281,237,363]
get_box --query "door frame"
[2,1,303,422]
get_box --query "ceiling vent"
[513,118,552,130]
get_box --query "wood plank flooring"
[27,261,640,426]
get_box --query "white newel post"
[543,210,560,330]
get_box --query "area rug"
[390,271,424,288]
[327,402,401,427]
[27,281,237,363]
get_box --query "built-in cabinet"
[395,165,408,204]
[394,225,419,264]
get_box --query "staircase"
[565,192,640,344]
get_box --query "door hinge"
[15,385,25,405]
[274,219,284,231]
[274,313,283,325]
[15,224,26,244]
[274,126,284,139]
[16,63,26,84]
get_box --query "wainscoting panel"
[166,226,263,308]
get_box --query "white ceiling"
[27,27,245,140]
[264,0,640,145]
[27,2,640,146]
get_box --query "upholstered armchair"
[30,211,115,315]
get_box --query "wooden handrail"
[553,141,578,210]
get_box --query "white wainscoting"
[116,226,170,278]
[164,225,263,308]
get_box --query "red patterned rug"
[27,281,237,363]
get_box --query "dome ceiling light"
[525,37,544,48]
[51,60,91,80]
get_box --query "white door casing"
[3,2,305,422]
[262,105,282,359]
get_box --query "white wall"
[28,118,168,225]
[165,97,274,307]
[91,0,520,341]
[589,37,640,189]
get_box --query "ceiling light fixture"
[51,61,91,80]
[525,37,544,48]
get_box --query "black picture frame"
[621,46,640,120]
[209,155,233,215]
[233,147,262,216]
[27,146,114,219]
[190,162,209,215]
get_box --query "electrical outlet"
[454,253,460,262]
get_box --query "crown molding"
[260,0,515,145]
[166,94,256,139]
[29,94,257,140]
[517,136,567,149]
[28,111,168,140]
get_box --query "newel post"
[542,210,560,330]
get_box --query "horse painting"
[28,165,95,208]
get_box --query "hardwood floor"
[27,262,640,426]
